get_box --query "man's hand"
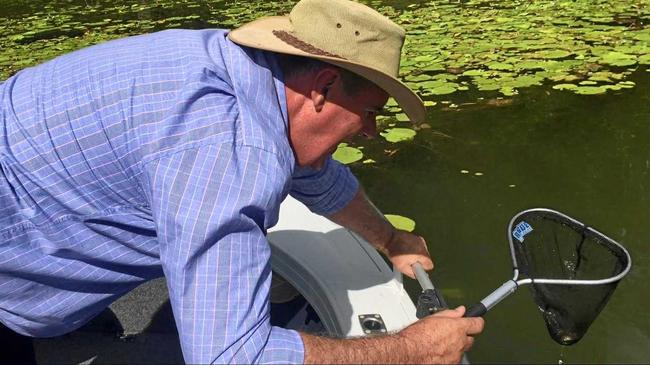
[327,188,435,279]
[381,229,433,279]
[397,306,485,364]
[302,306,484,364]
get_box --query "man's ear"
[310,68,340,112]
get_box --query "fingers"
[419,256,434,271]
[418,235,430,253]
[432,306,466,318]
[395,255,434,278]
[430,307,485,336]
[463,335,475,352]
[465,317,485,336]
[453,307,485,336]
[402,266,416,279]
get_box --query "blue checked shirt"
[0,29,359,363]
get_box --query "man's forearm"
[301,332,414,364]
[326,187,393,253]
[300,307,485,364]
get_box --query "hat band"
[272,30,345,60]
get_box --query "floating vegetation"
[380,127,417,143]
[395,0,648,98]
[385,214,416,232]
[0,0,297,79]
[332,143,364,165]
[394,113,410,122]
[0,0,648,165]
[0,0,646,95]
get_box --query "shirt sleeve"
[143,143,304,364]
[289,156,359,216]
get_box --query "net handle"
[412,263,448,318]
[463,279,518,317]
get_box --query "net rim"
[507,208,632,286]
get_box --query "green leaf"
[487,61,514,71]
[395,113,410,122]
[499,86,517,96]
[639,54,650,65]
[553,83,578,90]
[573,86,608,95]
[430,84,457,95]
[532,49,573,59]
[462,69,484,76]
[598,52,637,67]
[380,128,417,143]
[332,143,363,164]
[385,214,416,232]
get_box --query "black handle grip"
[463,303,487,317]
[416,289,446,319]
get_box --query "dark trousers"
[0,322,36,365]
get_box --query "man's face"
[286,69,389,170]
[312,84,388,168]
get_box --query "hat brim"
[228,16,426,123]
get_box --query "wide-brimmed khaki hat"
[228,0,425,123]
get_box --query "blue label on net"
[512,221,533,243]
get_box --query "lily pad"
[639,54,650,65]
[618,81,635,89]
[598,52,637,67]
[553,83,578,90]
[386,98,399,107]
[395,113,410,122]
[430,84,457,95]
[573,85,608,95]
[499,86,517,96]
[385,214,416,232]
[462,69,484,76]
[405,74,433,82]
[487,61,514,71]
[517,60,549,70]
[332,143,363,164]
[533,49,573,59]
[380,128,417,143]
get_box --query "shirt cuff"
[259,327,305,364]
[289,157,359,216]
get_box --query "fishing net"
[509,210,630,345]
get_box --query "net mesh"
[510,210,629,345]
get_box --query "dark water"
[2,0,649,362]
[355,73,650,362]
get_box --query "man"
[0,0,484,363]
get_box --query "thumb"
[433,306,465,318]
